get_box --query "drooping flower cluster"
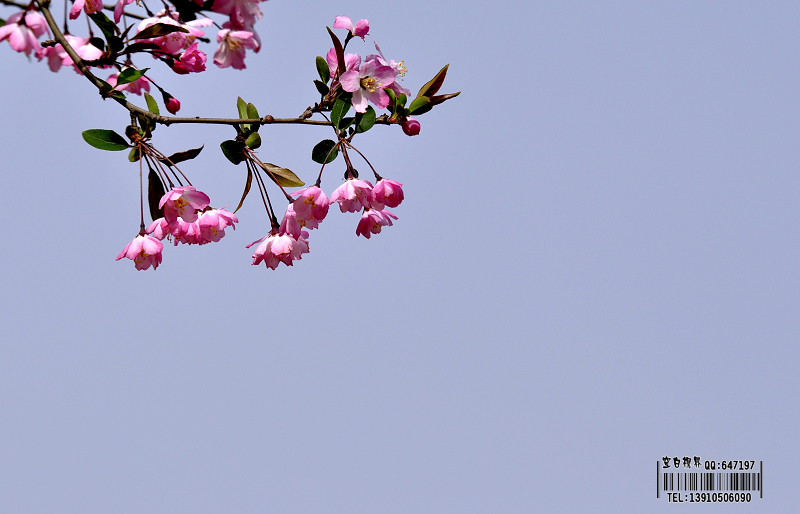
[249,186,329,269]
[0,9,49,57]
[117,186,238,270]
[330,177,404,239]
[152,186,238,246]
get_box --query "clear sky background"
[1,0,798,512]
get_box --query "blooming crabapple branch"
[3,3,459,270]
[28,1,394,130]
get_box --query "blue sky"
[1,0,798,512]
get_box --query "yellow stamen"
[360,77,381,93]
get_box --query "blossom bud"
[402,117,420,136]
[171,62,190,74]
[162,92,181,114]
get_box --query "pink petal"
[333,16,353,31]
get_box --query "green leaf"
[311,139,339,164]
[88,37,105,51]
[330,98,350,128]
[82,129,130,151]
[430,91,462,106]
[396,93,408,108]
[408,96,432,116]
[258,162,305,188]
[237,97,250,131]
[233,166,253,213]
[245,132,261,149]
[159,145,204,165]
[119,24,134,40]
[314,80,329,96]
[144,92,159,115]
[116,67,149,87]
[326,27,346,78]
[89,12,118,40]
[356,106,376,133]
[416,64,449,98]
[134,113,155,138]
[237,97,248,119]
[133,23,189,40]
[128,147,140,162]
[316,56,330,83]
[246,102,259,120]
[108,35,124,54]
[220,140,245,165]
[97,79,126,100]
[122,42,160,54]
[147,166,166,221]
[386,88,396,109]
[339,116,355,131]
[0,19,6,28]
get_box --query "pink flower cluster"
[211,0,265,69]
[326,29,413,124]
[249,186,329,269]
[0,10,48,57]
[135,10,211,77]
[1,0,268,101]
[117,186,238,270]
[329,177,403,239]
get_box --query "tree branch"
[30,0,395,130]
[1,0,30,9]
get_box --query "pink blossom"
[402,117,420,136]
[113,0,135,23]
[36,45,66,72]
[371,179,404,209]
[197,208,238,243]
[69,0,104,20]
[214,29,258,70]
[333,16,369,38]
[291,186,329,229]
[325,48,360,79]
[340,59,395,113]
[20,10,49,38]
[0,11,49,56]
[146,218,170,240]
[176,42,207,73]
[366,42,411,97]
[159,186,211,224]
[136,12,210,55]
[279,204,301,239]
[107,71,151,96]
[356,209,397,239]
[330,178,373,213]
[248,230,310,269]
[170,218,203,245]
[212,0,264,31]
[38,35,104,73]
[116,234,164,270]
